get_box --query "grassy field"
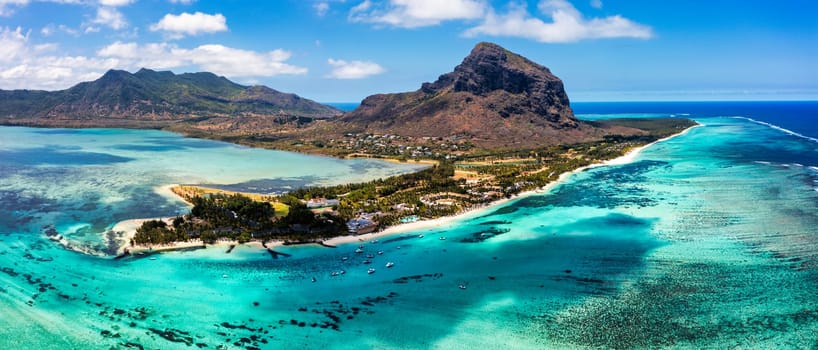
[171,185,290,217]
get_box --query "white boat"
[366,254,374,258]
[385,262,394,268]
[367,268,376,274]
[363,260,371,264]
[341,256,348,261]
[331,271,338,277]
[418,234,424,238]
[439,236,446,240]
[458,284,466,290]
[377,250,384,255]
[222,274,228,278]
[354,248,363,254]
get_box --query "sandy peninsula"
[110,124,700,256]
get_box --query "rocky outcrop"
[339,42,593,148]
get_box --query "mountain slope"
[338,42,606,148]
[0,68,341,126]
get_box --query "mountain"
[0,68,341,127]
[338,42,606,148]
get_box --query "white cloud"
[169,0,195,3]
[350,0,486,28]
[97,42,308,77]
[590,0,603,9]
[314,1,329,17]
[0,26,116,89]
[186,45,308,77]
[97,41,187,68]
[0,0,29,16]
[99,0,132,6]
[326,58,384,79]
[91,6,128,30]
[149,12,227,39]
[41,23,79,37]
[0,26,29,63]
[464,0,652,43]
[0,27,307,90]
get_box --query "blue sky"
[0,0,816,102]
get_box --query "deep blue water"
[572,100,818,139]
[324,102,360,112]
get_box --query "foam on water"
[732,116,818,144]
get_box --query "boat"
[377,250,384,255]
[439,237,446,240]
[362,260,371,264]
[367,268,376,274]
[418,234,424,238]
[458,284,466,290]
[222,274,228,278]
[385,262,394,268]
[311,277,317,283]
[341,256,348,261]
[331,271,338,277]
[366,254,374,259]
[354,248,363,254]
[371,239,379,243]
[149,257,157,260]
[396,246,401,249]
[340,270,346,275]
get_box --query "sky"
[0,0,816,102]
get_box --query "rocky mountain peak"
[340,42,586,149]
[422,42,561,97]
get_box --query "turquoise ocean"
[1,101,817,348]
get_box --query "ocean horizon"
[2,100,818,348]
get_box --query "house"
[347,217,378,234]
[305,198,340,209]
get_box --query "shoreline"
[324,123,702,246]
[109,124,700,256]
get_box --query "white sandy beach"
[110,124,700,254]
[324,123,702,247]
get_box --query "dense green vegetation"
[588,118,697,136]
[0,68,340,123]
[133,193,344,246]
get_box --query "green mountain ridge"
[0,68,341,126]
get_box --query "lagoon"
[1,101,818,348]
